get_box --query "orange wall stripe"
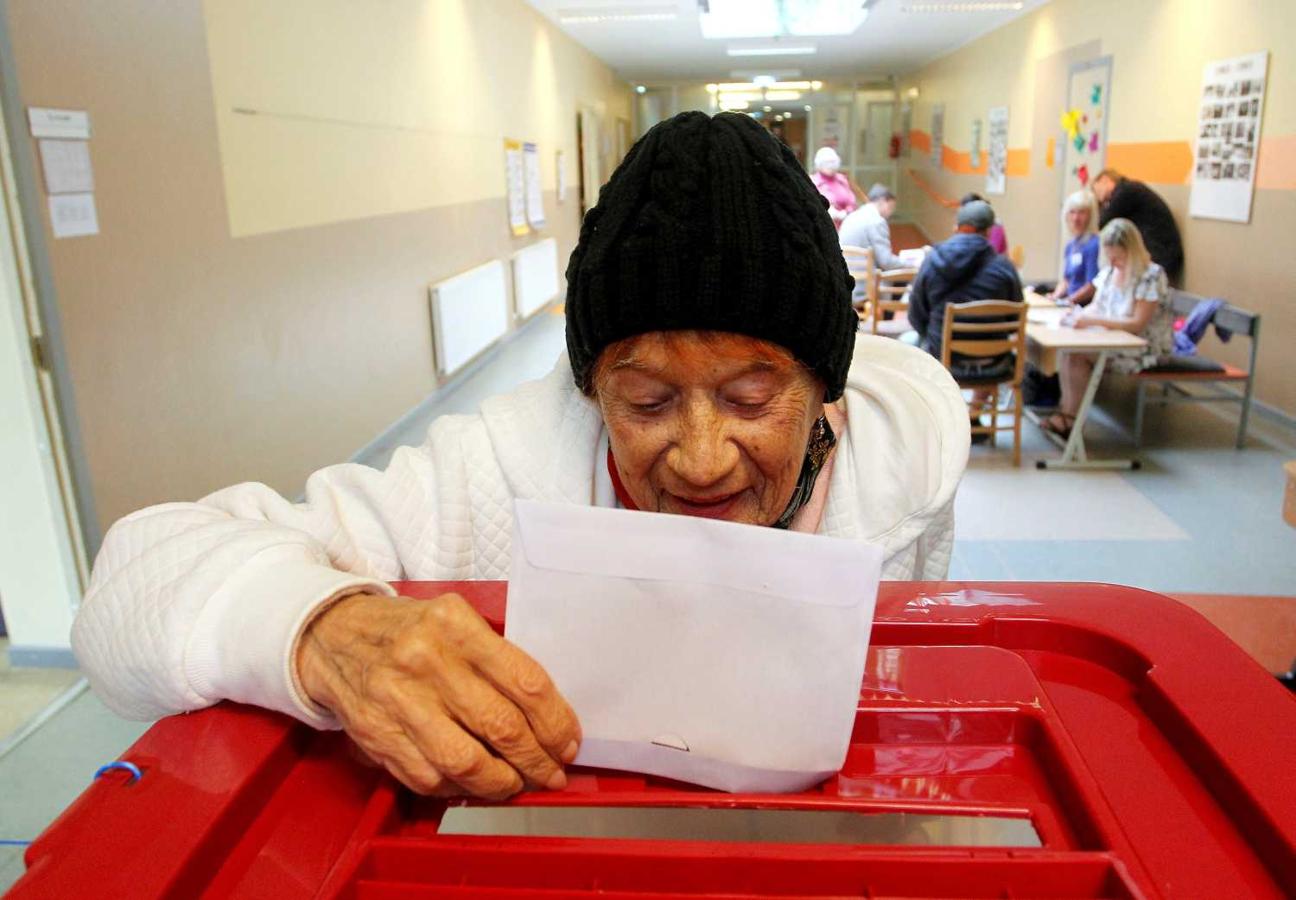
[1256,134,1296,191]
[1006,148,1030,178]
[1105,141,1194,185]
[909,129,931,154]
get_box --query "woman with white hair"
[810,146,857,228]
[1042,217,1172,439]
[1051,189,1101,306]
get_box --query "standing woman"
[1042,218,1172,439]
[811,146,857,229]
[1052,190,1101,306]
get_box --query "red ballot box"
[9,582,1296,899]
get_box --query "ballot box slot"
[436,805,1041,846]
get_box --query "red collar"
[606,448,640,511]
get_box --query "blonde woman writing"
[1042,218,1172,440]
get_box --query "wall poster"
[504,138,529,236]
[929,104,944,168]
[970,118,983,170]
[523,141,546,229]
[1189,51,1268,223]
[1059,56,1112,197]
[985,106,1009,195]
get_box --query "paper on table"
[505,499,882,793]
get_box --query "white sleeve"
[914,498,956,580]
[71,428,468,728]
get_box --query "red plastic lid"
[12,582,1295,898]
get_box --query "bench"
[1133,290,1260,449]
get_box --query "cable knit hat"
[565,111,858,400]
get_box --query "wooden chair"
[841,245,918,336]
[940,300,1028,466]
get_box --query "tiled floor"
[2,303,1293,892]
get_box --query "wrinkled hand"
[296,592,581,799]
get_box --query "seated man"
[839,183,905,271]
[908,200,1023,437]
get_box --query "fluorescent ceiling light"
[700,0,868,38]
[719,99,750,110]
[559,5,678,24]
[709,80,815,92]
[727,44,817,56]
[901,2,1024,11]
[717,92,765,104]
[730,68,802,79]
[763,90,803,101]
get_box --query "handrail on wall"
[905,168,960,209]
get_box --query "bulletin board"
[1059,56,1113,196]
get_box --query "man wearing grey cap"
[907,200,1023,436]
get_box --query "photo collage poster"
[1190,51,1268,223]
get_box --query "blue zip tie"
[0,839,32,847]
[93,760,142,784]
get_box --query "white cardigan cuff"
[184,557,396,728]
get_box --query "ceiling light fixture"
[900,2,1024,11]
[763,90,802,101]
[727,44,818,57]
[559,5,678,24]
[700,0,868,39]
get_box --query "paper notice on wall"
[504,139,529,237]
[48,192,98,238]
[930,104,945,168]
[523,142,546,229]
[38,139,94,194]
[556,149,567,203]
[1189,51,1268,224]
[986,106,1009,195]
[970,118,983,170]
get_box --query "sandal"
[1040,412,1075,441]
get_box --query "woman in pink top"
[812,147,857,230]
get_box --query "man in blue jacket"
[908,200,1023,437]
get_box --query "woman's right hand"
[296,592,581,800]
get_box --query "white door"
[0,95,83,664]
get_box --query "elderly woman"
[1042,218,1172,439]
[810,146,857,229]
[73,112,968,802]
[1051,190,1101,306]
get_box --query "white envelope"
[504,499,882,793]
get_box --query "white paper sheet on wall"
[504,500,882,793]
[48,192,98,238]
[504,139,529,236]
[523,142,546,229]
[38,139,94,194]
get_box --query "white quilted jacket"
[73,336,969,729]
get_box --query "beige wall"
[4,0,630,533]
[896,0,1296,415]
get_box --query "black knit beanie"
[565,111,857,400]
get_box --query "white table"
[1025,307,1148,471]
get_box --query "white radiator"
[429,259,511,378]
[511,238,560,319]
